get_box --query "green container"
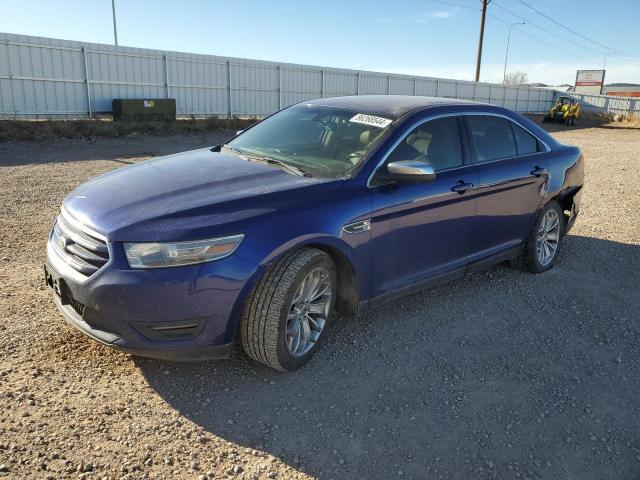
[112,99,176,121]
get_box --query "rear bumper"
[565,187,582,234]
[47,244,259,361]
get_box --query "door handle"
[451,180,473,194]
[530,166,548,177]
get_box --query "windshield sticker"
[349,113,392,129]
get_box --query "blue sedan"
[45,95,584,370]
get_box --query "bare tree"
[504,71,529,85]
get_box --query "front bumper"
[46,242,259,361]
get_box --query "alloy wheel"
[285,267,332,357]
[536,209,560,266]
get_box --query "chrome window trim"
[367,111,551,187]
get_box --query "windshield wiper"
[221,145,309,177]
[256,157,309,177]
[220,144,246,158]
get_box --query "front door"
[368,115,478,300]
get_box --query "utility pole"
[503,22,525,83]
[112,0,118,46]
[474,0,490,83]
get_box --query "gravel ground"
[0,122,639,480]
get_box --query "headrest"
[360,130,372,145]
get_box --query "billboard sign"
[575,70,605,94]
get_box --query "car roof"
[302,95,482,119]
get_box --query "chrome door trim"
[367,111,551,188]
[342,220,371,234]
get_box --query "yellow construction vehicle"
[544,96,580,125]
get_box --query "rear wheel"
[239,248,336,371]
[511,200,564,273]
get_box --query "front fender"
[233,178,372,293]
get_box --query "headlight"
[124,234,244,269]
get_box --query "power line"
[516,0,638,59]
[425,0,604,65]
[492,1,607,56]
[423,0,480,11]
[423,1,602,76]
[488,13,599,66]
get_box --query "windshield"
[224,105,394,179]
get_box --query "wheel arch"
[305,242,359,318]
[250,235,362,318]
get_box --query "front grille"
[50,209,109,279]
[69,297,86,316]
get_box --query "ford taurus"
[44,95,584,370]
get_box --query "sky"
[2,0,639,85]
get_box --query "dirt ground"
[1,120,639,480]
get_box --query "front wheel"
[239,248,336,371]
[511,200,564,273]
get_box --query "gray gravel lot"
[0,122,639,479]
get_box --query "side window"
[512,123,541,155]
[385,116,463,171]
[467,116,517,162]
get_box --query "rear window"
[512,123,541,155]
[468,116,517,162]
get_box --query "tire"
[510,200,564,273]
[239,248,337,371]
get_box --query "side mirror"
[236,129,244,136]
[387,160,435,183]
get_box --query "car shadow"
[136,235,640,479]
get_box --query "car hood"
[63,148,340,242]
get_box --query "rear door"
[464,114,549,265]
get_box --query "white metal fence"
[560,91,640,117]
[0,32,565,120]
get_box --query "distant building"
[601,84,640,97]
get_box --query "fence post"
[320,69,325,98]
[226,61,232,119]
[163,55,169,98]
[7,43,17,117]
[81,47,92,119]
[277,65,282,109]
[387,75,391,95]
[435,79,439,97]
[455,81,459,99]
[356,72,360,95]
[413,78,417,96]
